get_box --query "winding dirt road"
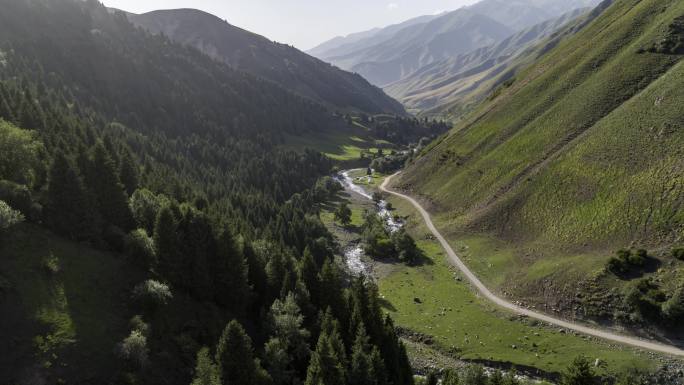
[380,173,684,357]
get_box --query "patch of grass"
[284,129,381,161]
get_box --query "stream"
[336,170,403,276]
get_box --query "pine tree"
[88,142,133,230]
[46,151,100,241]
[304,328,346,385]
[317,260,345,321]
[380,316,414,385]
[191,347,220,385]
[213,228,252,315]
[264,293,311,384]
[119,147,140,196]
[216,320,269,385]
[349,325,374,385]
[369,348,388,385]
[318,308,347,366]
[153,205,182,285]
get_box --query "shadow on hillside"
[615,256,662,280]
[378,297,397,312]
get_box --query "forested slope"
[124,8,406,115]
[0,0,413,384]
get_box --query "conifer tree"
[317,260,345,321]
[349,325,374,385]
[213,228,252,315]
[264,293,311,384]
[119,147,140,196]
[191,347,220,385]
[89,142,133,230]
[380,316,414,385]
[46,151,100,241]
[216,320,269,385]
[153,205,182,285]
[319,308,347,366]
[304,327,346,385]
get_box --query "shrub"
[628,249,647,267]
[0,200,24,231]
[118,330,149,368]
[607,249,649,275]
[560,356,596,385]
[672,248,684,261]
[125,229,156,269]
[607,257,627,275]
[132,279,173,310]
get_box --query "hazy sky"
[103,0,479,50]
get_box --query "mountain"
[307,13,443,60]
[309,0,601,87]
[393,0,684,319]
[123,8,405,115]
[320,10,514,87]
[385,8,589,116]
[467,0,599,30]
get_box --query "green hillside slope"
[395,0,684,324]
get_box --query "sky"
[102,0,480,50]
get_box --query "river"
[336,170,403,276]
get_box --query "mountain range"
[309,0,600,87]
[385,7,590,116]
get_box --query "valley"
[1,0,683,383]
[321,169,680,380]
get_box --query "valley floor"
[321,170,682,378]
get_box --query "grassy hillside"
[395,0,684,321]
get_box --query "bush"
[607,249,648,275]
[125,229,156,269]
[560,356,596,385]
[118,329,149,368]
[132,279,173,310]
[672,248,684,261]
[0,200,24,231]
